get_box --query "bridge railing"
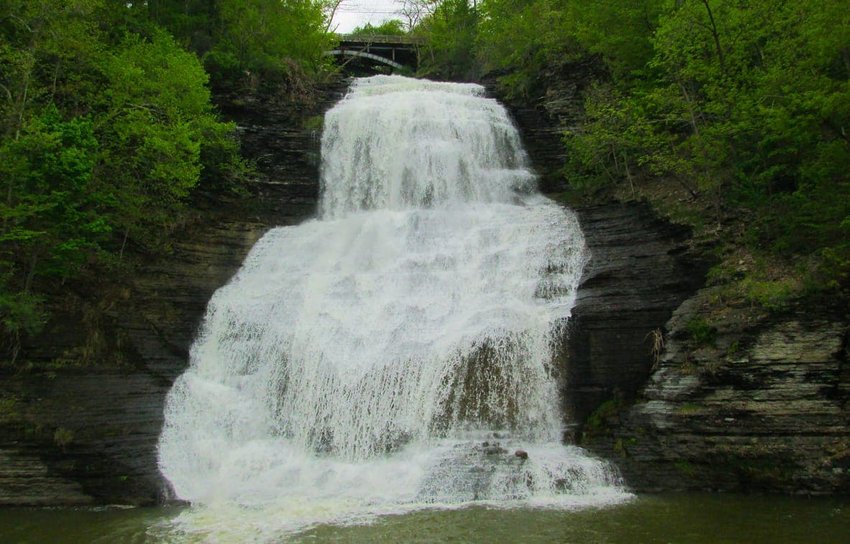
[336,34,426,45]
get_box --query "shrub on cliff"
[0,0,247,359]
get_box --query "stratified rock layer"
[492,58,849,494]
[580,295,850,494]
[564,204,709,424]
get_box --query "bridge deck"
[329,34,421,72]
[337,34,425,46]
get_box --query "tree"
[417,0,478,80]
[399,0,437,31]
[204,0,334,83]
[97,30,240,249]
[349,20,407,37]
[0,0,248,356]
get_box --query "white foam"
[157,75,630,540]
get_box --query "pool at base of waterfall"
[2,494,848,543]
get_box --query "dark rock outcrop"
[580,294,850,494]
[493,63,849,495]
[563,203,710,425]
[213,80,348,203]
[0,198,313,507]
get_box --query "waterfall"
[157,75,628,531]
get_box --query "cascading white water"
[158,75,629,536]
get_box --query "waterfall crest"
[158,75,628,530]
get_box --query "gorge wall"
[1,68,846,506]
[581,293,849,494]
[494,58,849,495]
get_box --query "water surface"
[1,494,847,543]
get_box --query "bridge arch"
[324,49,405,71]
[326,35,421,74]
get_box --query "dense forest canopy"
[0,0,334,359]
[414,0,850,304]
[1,0,848,361]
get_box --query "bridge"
[326,35,423,73]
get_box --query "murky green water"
[1,494,848,543]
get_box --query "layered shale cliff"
[494,58,850,494]
[580,292,850,494]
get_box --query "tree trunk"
[678,80,701,136]
[623,151,636,198]
[699,0,725,69]
[23,251,38,294]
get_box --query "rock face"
[0,82,345,506]
[580,295,850,494]
[563,204,710,425]
[492,63,849,494]
[484,57,607,193]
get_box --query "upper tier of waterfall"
[319,76,534,217]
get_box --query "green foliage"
[685,318,717,347]
[100,1,335,88]
[0,287,44,336]
[348,20,407,37]
[741,278,796,311]
[98,30,243,246]
[417,0,478,80]
[1,106,103,278]
[674,460,698,476]
[584,397,624,433]
[564,83,672,194]
[472,0,665,96]
[1,0,336,359]
[452,0,850,291]
[204,0,334,83]
[0,396,18,422]
[565,0,664,80]
[53,426,74,450]
[476,0,578,97]
[0,0,264,358]
[676,404,702,416]
[302,114,324,131]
